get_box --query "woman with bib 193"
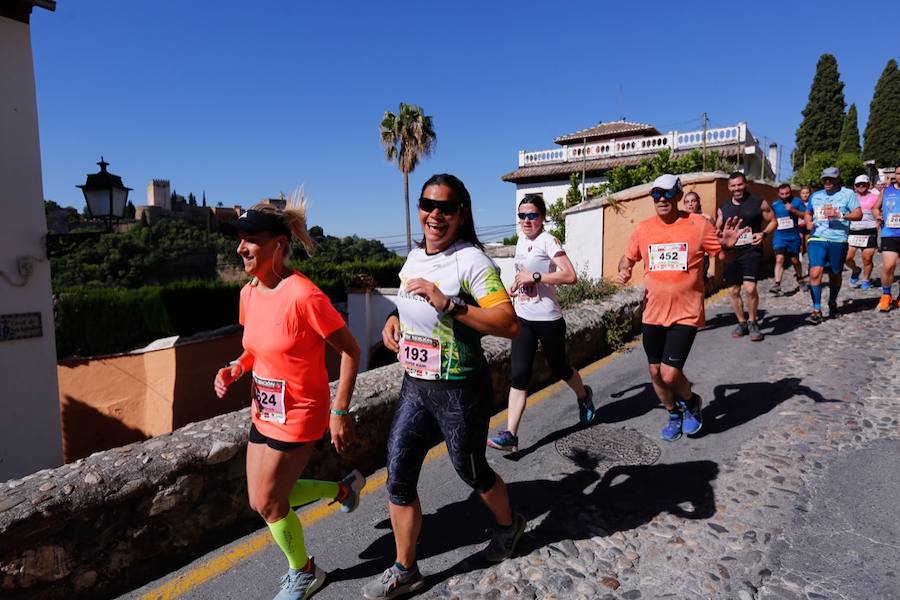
[487,193,596,454]
[365,174,525,600]
[214,197,365,600]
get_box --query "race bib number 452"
[399,333,441,380]
[252,374,286,424]
[648,242,688,272]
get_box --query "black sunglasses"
[650,188,679,201]
[418,197,461,215]
[517,212,541,221]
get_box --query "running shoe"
[487,430,519,453]
[362,563,424,600]
[661,410,683,442]
[731,322,749,338]
[806,310,823,325]
[576,385,598,426]
[849,271,861,287]
[770,283,782,296]
[274,560,327,600]
[748,320,763,342]
[878,294,892,312]
[827,302,839,319]
[337,469,365,513]
[860,280,872,290]
[481,512,527,563]
[678,394,703,436]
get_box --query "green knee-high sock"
[267,511,308,570]
[289,479,340,508]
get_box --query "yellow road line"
[141,292,728,599]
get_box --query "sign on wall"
[0,312,43,342]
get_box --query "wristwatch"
[532,272,542,283]
[446,295,467,317]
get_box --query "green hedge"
[54,258,405,358]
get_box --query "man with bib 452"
[716,171,776,341]
[618,174,747,442]
[803,167,863,323]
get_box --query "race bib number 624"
[252,374,286,424]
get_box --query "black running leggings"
[510,317,574,391]
[386,371,497,506]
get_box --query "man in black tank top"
[716,172,776,341]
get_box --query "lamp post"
[77,157,132,232]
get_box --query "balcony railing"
[518,123,748,167]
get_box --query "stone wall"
[0,289,643,599]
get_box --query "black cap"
[221,210,291,238]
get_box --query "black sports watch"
[532,272,542,283]
[446,295,467,317]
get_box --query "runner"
[798,185,813,259]
[618,174,746,441]
[214,200,365,600]
[716,172,776,341]
[366,174,524,599]
[770,183,807,296]
[803,167,863,323]
[845,174,880,290]
[683,191,714,287]
[487,194,593,454]
[873,165,900,311]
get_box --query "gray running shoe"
[481,512,527,562]
[273,560,326,600]
[362,563,424,600]
[748,320,763,342]
[337,469,365,513]
[731,322,749,338]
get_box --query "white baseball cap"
[651,174,681,191]
[854,174,870,184]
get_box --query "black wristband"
[387,308,399,322]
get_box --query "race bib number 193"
[252,374,286,424]
[648,242,688,272]
[399,333,441,380]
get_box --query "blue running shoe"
[661,410,683,442]
[860,280,872,290]
[678,394,703,435]
[487,430,519,452]
[577,385,598,426]
[849,271,861,287]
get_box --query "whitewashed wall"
[346,289,399,372]
[564,205,604,280]
[514,176,606,233]
[0,15,63,480]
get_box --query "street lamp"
[77,157,132,232]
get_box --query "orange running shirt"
[625,212,722,328]
[239,272,346,442]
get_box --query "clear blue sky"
[31,0,898,249]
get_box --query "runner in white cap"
[845,174,880,290]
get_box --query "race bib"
[735,231,753,246]
[847,235,870,247]
[776,216,794,230]
[648,242,688,272]
[252,374,286,424]
[887,213,900,228]
[814,205,828,222]
[399,333,441,380]
[515,283,539,304]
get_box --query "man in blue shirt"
[873,165,900,312]
[770,183,807,296]
[803,167,863,323]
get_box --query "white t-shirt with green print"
[397,241,511,381]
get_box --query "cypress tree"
[863,59,900,167]
[838,103,861,155]
[794,54,847,170]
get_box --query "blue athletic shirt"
[881,185,900,238]
[772,197,806,246]
[807,187,861,243]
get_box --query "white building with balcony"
[502,119,776,222]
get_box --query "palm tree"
[380,103,436,251]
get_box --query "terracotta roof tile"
[554,120,660,145]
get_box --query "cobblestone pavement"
[429,267,900,600]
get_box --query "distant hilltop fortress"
[136,179,286,228]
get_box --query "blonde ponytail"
[252,185,315,256]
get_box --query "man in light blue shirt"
[803,167,862,323]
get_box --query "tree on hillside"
[125,201,136,219]
[794,54,847,170]
[380,103,436,251]
[838,103,861,155]
[864,59,900,167]
[791,151,865,188]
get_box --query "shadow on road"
[329,459,719,597]
[693,377,840,438]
